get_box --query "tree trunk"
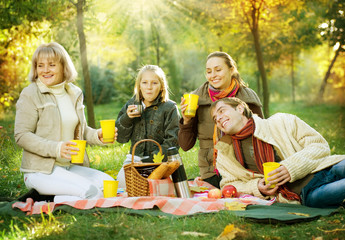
[243,0,269,117]
[151,24,160,65]
[156,31,160,66]
[256,71,261,99]
[317,46,341,101]
[76,0,95,128]
[291,52,295,104]
[252,26,269,117]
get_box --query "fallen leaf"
[92,223,111,228]
[189,186,209,192]
[216,224,245,240]
[181,231,209,237]
[317,227,345,233]
[328,219,340,224]
[288,212,310,217]
[225,201,247,211]
[94,155,101,165]
[153,152,164,163]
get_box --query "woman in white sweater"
[15,42,116,202]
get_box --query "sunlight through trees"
[1,0,344,116]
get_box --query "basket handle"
[131,139,162,164]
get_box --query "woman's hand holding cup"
[60,141,79,160]
[98,121,117,144]
[180,96,198,125]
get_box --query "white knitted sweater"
[215,113,345,203]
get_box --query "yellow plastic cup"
[100,119,115,143]
[183,94,199,117]
[70,140,86,164]
[103,180,119,198]
[263,162,281,188]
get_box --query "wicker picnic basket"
[124,139,162,197]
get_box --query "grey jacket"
[116,95,180,161]
[15,81,101,174]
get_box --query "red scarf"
[231,118,301,202]
[209,78,240,174]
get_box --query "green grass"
[1,101,345,239]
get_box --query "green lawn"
[1,101,345,239]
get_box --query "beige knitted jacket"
[15,81,102,174]
[215,113,345,203]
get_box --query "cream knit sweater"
[215,113,345,203]
[46,80,78,166]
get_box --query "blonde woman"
[15,42,116,202]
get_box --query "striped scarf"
[208,78,240,102]
[209,78,240,174]
[231,118,301,202]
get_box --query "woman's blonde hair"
[207,51,247,87]
[134,65,169,102]
[28,42,77,83]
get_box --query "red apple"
[208,188,222,199]
[222,185,238,198]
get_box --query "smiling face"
[36,56,64,86]
[139,70,162,107]
[206,57,232,90]
[211,101,248,135]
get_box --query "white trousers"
[24,165,114,202]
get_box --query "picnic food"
[162,161,180,178]
[208,188,222,199]
[147,161,181,180]
[135,165,158,178]
[148,162,169,179]
[222,185,238,198]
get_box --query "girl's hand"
[127,105,142,118]
[258,178,279,196]
[180,97,194,125]
[60,141,78,159]
[98,127,118,143]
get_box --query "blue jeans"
[301,159,345,208]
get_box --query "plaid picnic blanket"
[12,179,275,216]
[12,195,275,216]
[148,178,176,197]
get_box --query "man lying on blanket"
[210,97,345,208]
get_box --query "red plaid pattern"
[12,180,275,216]
[148,178,176,197]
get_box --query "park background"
[1,0,345,239]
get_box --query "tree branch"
[242,1,253,31]
[69,0,77,7]
[256,0,264,26]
